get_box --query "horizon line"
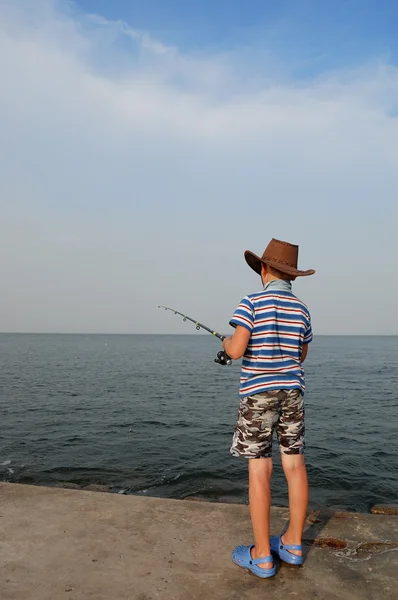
[0,332,396,337]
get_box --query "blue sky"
[0,0,397,334]
[76,0,398,73]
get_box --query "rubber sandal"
[270,535,303,565]
[232,544,276,578]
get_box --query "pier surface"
[0,483,397,599]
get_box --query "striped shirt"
[229,279,312,398]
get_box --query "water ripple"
[1,333,397,510]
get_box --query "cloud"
[0,0,397,334]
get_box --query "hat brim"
[244,250,315,278]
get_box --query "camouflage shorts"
[230,389,305,459]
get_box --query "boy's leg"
[281,454,308,554]
[248,457,273,568]
[230,391,280,569]
[278,390,308,555]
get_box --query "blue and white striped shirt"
[229,280,312,398]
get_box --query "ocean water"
[1,333,397,511]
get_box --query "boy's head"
[245,238,315,280]
[260,263,294,285]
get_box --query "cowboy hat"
[244,238,315,278]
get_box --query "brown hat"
[244,238,315,278]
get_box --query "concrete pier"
[0,483,397,600]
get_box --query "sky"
[0,0,397,335]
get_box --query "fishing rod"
[158,305,233,365]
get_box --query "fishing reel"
[214,350,232,366]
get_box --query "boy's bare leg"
[281,453,308,556]
[248,457,273,569]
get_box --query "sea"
[1,334,397,512]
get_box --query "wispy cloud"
[0,0,397,334]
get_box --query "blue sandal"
[270,536,303,565]
[232,545,276,578]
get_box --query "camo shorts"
[230,389,305,459]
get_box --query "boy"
[222,238,315,579]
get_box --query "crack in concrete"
[303,536,398,562]
[330,540,398,563]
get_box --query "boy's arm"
[222,326,251,360]
[301,313,313,363]
[301,343,309,363]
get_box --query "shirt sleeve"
[303,315,313,344]
[229,296,254,333]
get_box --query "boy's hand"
[222,336,232,351]
[222,327,250,360]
